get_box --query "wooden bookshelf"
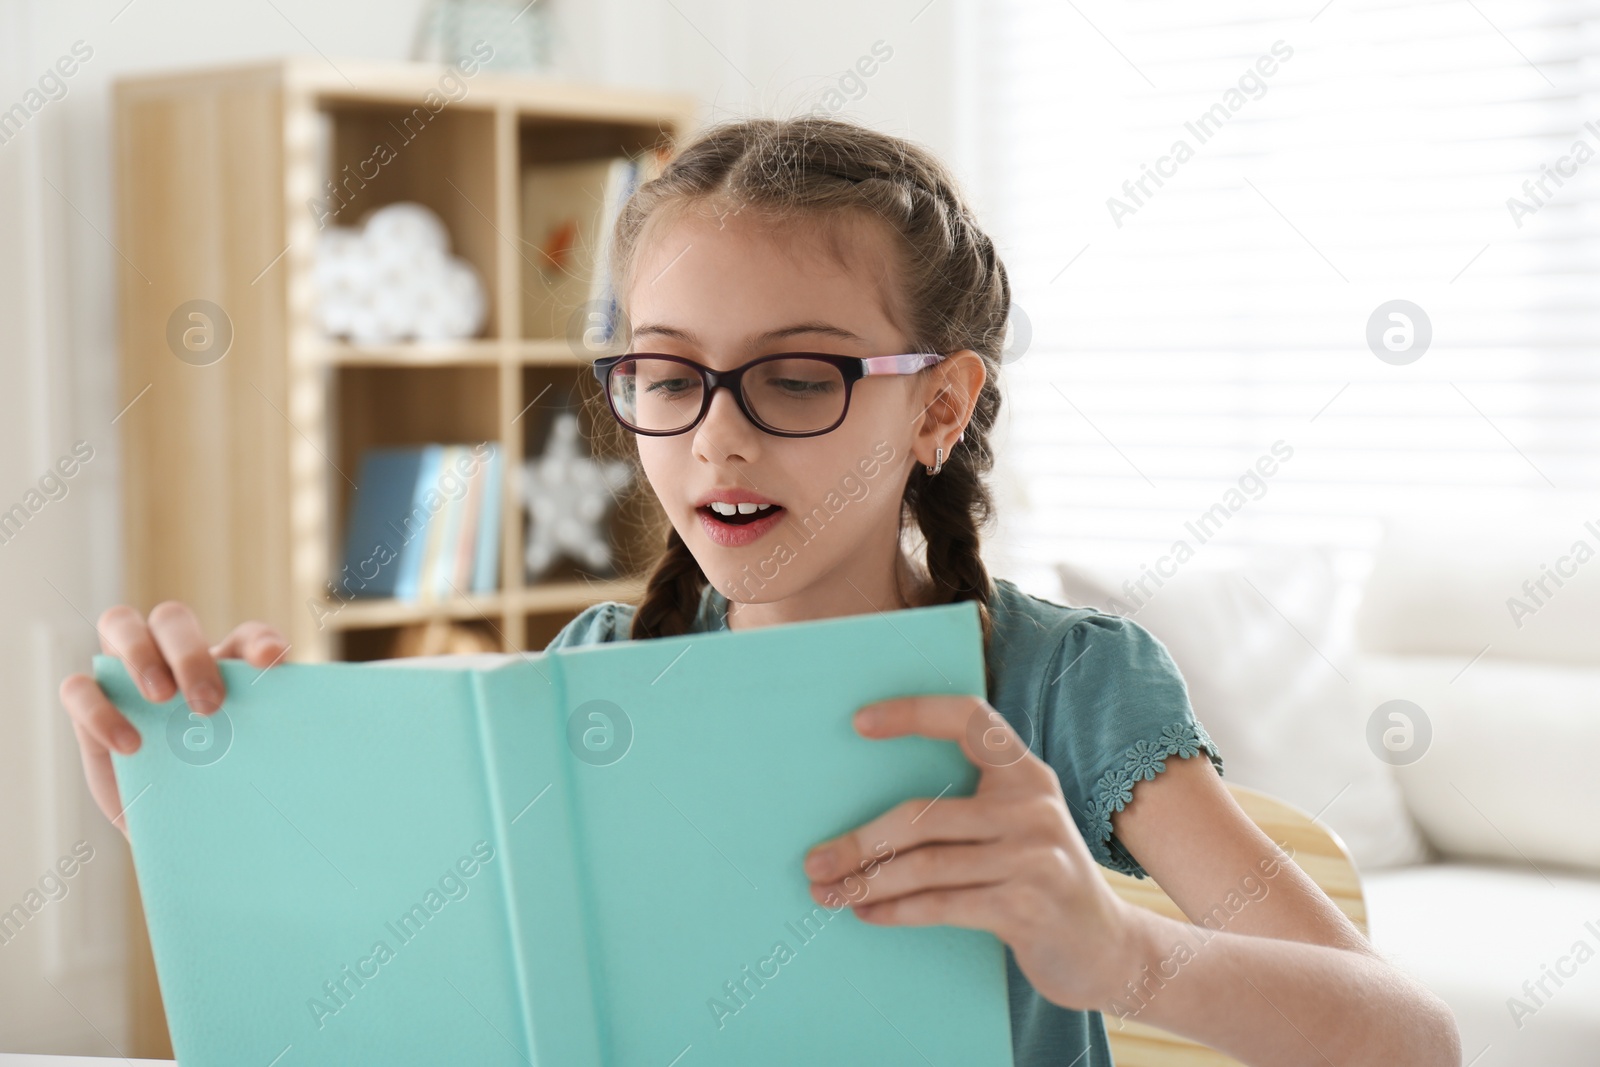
[113,58,697,669]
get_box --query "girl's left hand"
[802,694,1141,1014]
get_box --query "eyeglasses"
[591,351,948,438]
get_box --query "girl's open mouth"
[696,503,787,547]
[698,504,785,526]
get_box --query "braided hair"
[605,117,1009,690]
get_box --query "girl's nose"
[692,386,761,462]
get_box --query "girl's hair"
[605,116,1009,685]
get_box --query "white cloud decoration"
[313,202,488,344]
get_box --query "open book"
[96,599,1015,1066]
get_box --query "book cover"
[435,444,470,601]
[586,158,636,344]
[521,157,634,341]
[95,600,1015,1066]
[340,447,431,599]
[417,445,459,602]
[393,444,445,602]
[471,444,503,594]
[453,447,486,593]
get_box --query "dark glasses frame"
[591,350,948,438]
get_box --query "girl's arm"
[1107,751,1462,1066]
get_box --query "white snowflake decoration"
[520,412,633,579]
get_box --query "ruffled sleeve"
[543,601,627,652]
[1042,613,1224,880]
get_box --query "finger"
[855,694,1045,787]
[811,840,1015,908]
[146,601,225,716]
[71,720,130,837]
[96,605,175,704]
[213,621,290,667]
[854,883,1013,934]
[804,794,1000,883]
[59,673,141,757]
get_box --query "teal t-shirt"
[545,575,1225,1067]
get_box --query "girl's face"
[621,206,976,624]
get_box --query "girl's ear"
[915,349,985,451]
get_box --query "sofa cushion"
[1358,654,1600,872]
[1357,514,1600,668]
[1364,861,1600,1065]
[1057,548,1430,871]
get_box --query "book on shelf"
[391,444,444,602]
[419,445,458,600]
[340,442,502,603]
[520,148,665,346]
[470,443,503,593]
[452,446,486,593]
[94,598,1014,1066]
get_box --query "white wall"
[0,0,972,1054]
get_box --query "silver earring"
[925,446,944,476]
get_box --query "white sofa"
[1055,517,1600,1067]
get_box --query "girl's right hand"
[57,602,289,838]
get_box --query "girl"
[61,116,1459,1066]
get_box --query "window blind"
[970,0,1600,592]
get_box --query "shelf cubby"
[316,100,502,337]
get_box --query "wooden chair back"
[1100,782,1368,1066]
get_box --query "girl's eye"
[769,377,836,396]
[645,377,697,395]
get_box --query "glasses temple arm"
[860,352,946,376]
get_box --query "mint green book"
[96,599,1015,1066]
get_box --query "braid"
[905,421,1000,701]
[629,525,708,640]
